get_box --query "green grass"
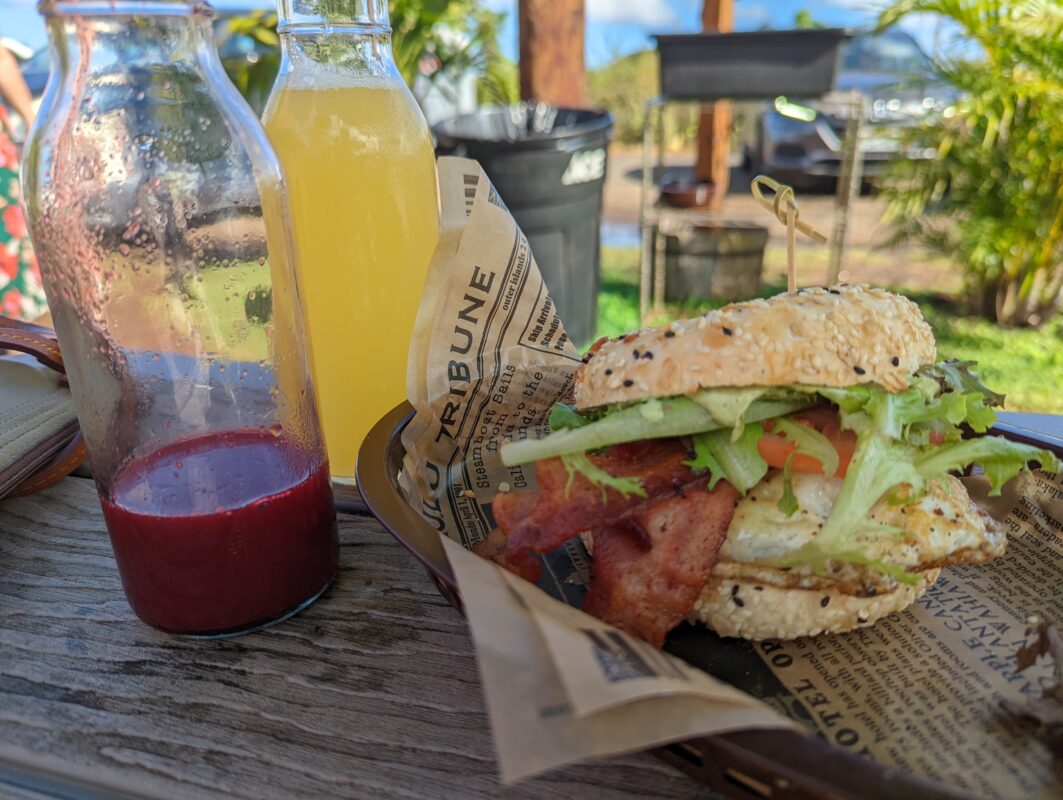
[594,246,1063,414]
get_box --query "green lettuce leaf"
[771,418,840,517]
[501,394,813,466]
[918,360,1006,407]
[548,403,592,431]
[773,417,840,477]
[915,437,1060,496]
[770,428,1059,583]
[769,435,927,584]
[560,452,647,501]
[685,423,769,493]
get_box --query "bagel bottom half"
[689,570,941,641]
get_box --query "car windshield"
[841,32,929,74]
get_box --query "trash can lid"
[434,103,613,152]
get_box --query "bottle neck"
[275,0,397,80]
[42,1,219,76]
[276,0,390,34]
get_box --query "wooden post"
[694,0,733,209]
[518,0,586,107]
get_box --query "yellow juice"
[263,77,439,479]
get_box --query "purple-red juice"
[99,430,338,634]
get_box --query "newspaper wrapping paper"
[399,157,1062,795]
[742,469,1063,800]
[400,158,792,783]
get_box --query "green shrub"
[587,50,700,147]
[218,1,511,113]
[879,0,1063,326]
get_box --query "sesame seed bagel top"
[574,285,936,410]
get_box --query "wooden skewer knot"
[750,175,829,294]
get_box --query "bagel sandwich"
[481,286,1059,646]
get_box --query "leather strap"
[0,317,87,495]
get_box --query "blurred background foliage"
[879,0,1063,327]
[218,0,1061,334]
[218,0,516,114]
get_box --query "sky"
[1,0,945,67]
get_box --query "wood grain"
[0,479,708,799]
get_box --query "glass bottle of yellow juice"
[263,0,439,481]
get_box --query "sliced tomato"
[757,407,856,478]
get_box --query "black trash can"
[434,104,613,348]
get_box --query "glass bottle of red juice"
[21,0,338,636]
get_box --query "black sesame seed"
[733,596,745,607]
[633,349,640,359]
[722,326,733,336]
[623,379,634,387]
[604,368,612,376]
[828,288,841,295]
[858,615,869,624]
[754,586,764,591]
[853,366,866,375]
[891,356,900,367]
[820,596,830,608]
[664,330,676,338]
[643,351,654,360]
[933,508,944,516]
[731,584,740,597]
[867,586,877,597]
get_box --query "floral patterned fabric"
[0,105,46,320]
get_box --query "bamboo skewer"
[750,175,828,293]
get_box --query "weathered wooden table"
[0,478,707,799]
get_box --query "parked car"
[748,29,952,189]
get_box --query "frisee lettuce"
[685,423,769,493]
[772,418,840,517]
[770,376,1058,583]
[560,452,647,500]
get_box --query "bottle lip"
[277,20,391,35]
[39,0,214,18]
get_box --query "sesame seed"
[623,379,634,387]
[730,584,740,596]
[866,586,877,597]
[732,596,745,607]
[858,615,869,624]
[498,481,511,493]
[633,349,640,359]
[891,356,900,366]
[664,330,676,338]
[604,368,612,375]
[722,326,733,336]
[820,596,830,607]
[754,585,763,591]
[853,366,866,375]
[643,351,654,360]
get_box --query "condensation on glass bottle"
[22,0,338,636]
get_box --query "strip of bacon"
[488,439,698,582]
[583,481,738,647]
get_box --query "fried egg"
[713,471,1005,596]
